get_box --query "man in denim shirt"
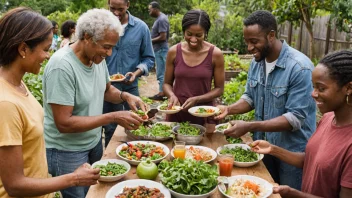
[104,0,155,147]
[216,11,316,190]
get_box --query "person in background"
[251,50,352,198]
[147,1,169,101]
[50,20,60,51]
[215,10,316,190]
[43,9,146,198]
[60,20,76,48]
[163,9,225,133]
[104,0,155,147]
[0,7,99,198]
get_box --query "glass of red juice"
[218,154,234,176]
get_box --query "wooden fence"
[278,15,352,59]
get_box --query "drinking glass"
[218,154,234,176]
[173,141,186,159]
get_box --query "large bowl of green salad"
[125,122,175,141]
[216,144,264,167]
[91,159,130,182]
[158,159,218,198]
[172,122,206,145]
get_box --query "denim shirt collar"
[127,11,135,27]
[275,40,289,69]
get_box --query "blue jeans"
[263,154,303,190]
[154,47,168,92]
[46,139,103,198]
[102,83,139,147]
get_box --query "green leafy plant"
[224,54,250,71]
[158,158,218,195]
[23,60,48,105]
[221,71,255,121]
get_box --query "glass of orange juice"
[218,154,234,176]
[173,141,186,159]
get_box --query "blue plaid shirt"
[242,41,316,152]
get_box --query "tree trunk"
[305,22,315,59]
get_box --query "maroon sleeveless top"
[166,43,217,125]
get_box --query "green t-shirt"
[43,45,110,151]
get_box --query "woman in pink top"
[251,50,352,198]
[163,9,224,132]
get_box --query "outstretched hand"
[73,163,100,186]
[249,140,273,154]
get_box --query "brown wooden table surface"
[86,125,281,198]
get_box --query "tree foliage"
[1,0,69,16]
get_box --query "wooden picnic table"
[86,125,281,198]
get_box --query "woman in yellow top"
[0,7,100,198]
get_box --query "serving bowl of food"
[158,159,218,198]
[170,145,217,163]
[188,106,220,117]
[218,175,273,198]
[116,141,170,165]
[106,179,171,198]
[172,122,206,145]
[157,104,182,114]
[125,122,174,141]
[91,159,130,182]
[216,144,264,167]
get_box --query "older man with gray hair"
[43,8,146,198]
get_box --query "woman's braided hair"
[319,50,352,87]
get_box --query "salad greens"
[93,162,127,176]
[131,125,149,136]
[54,192,61,198]
[158,159,218,195]
[177,122,200,136]
[226,136,243,144]
[141,96,154,105]
[220,146,258,162]
[130,123,173,138]
[150,123,173,137]
[217,124,228,132]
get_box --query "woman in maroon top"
[163,9,224,132]
[250,50,352,198]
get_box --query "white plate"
[170,145,217,163]
[116,140,170,166]
[110,74,126,82]
[216,144,264,167]
[218,175,273,198]
[188,106,220,117]
[91,159,130,182]
[157,104,182,114]
[105,179,171,198]
[169,185,217,198]
[215,123,230,133]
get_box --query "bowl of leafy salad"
[216,144,264,167]
[158,159,218,198]
[172,122,206,145]
[92,159,130,182]
[126,122,175,141]
[116,141,170,165]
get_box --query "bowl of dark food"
[172,122,206,145]
[91,159,130,182]
[216,144,264,167]
[105,179,171,198]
